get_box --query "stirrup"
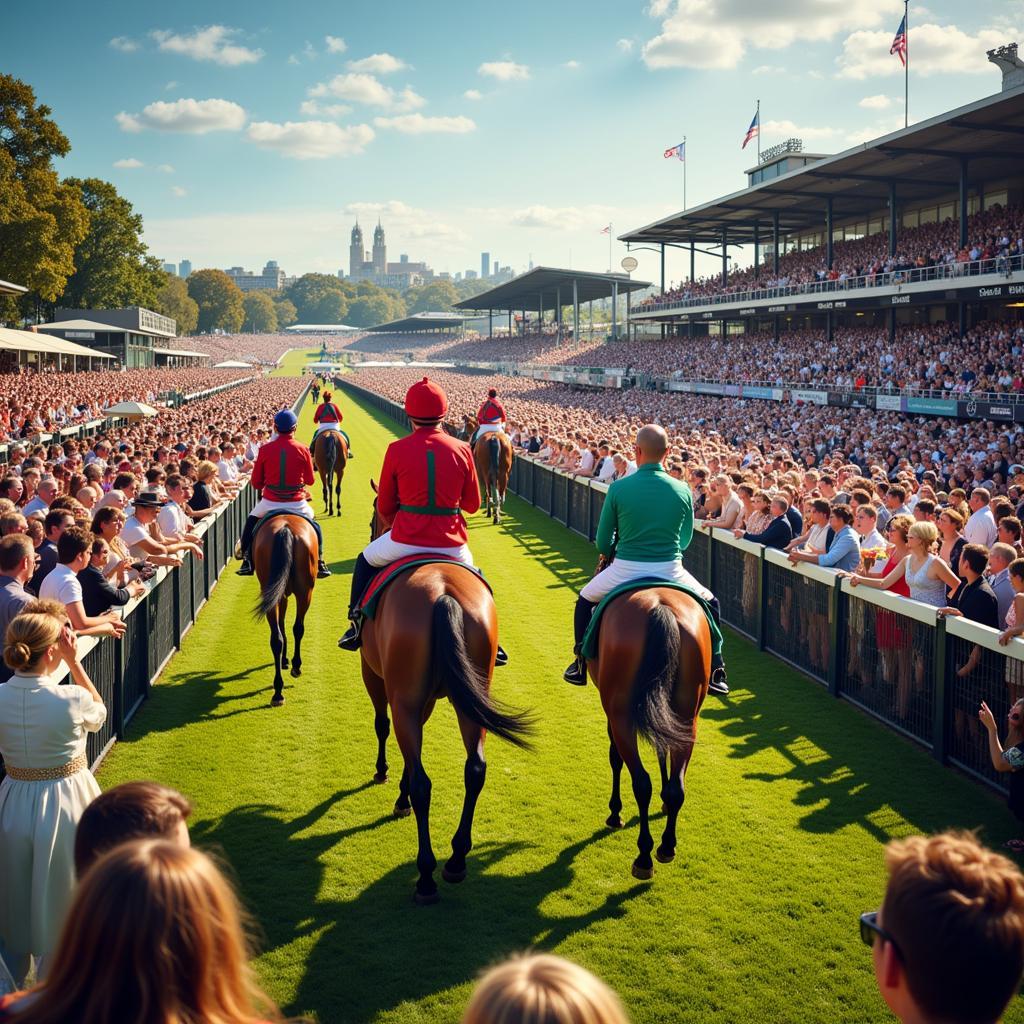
[495,644,508,667]
[563,656,587,686]
[708,665,730,697]
[317,560,332,579]
[338,616,362,651]
[236,557,254,576]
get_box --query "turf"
[99,348,1024,1024]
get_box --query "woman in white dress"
[0,600,105,984]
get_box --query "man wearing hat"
[310,390,354,459]
[237,409,331,579]
[122,489,202,566]
[472,388,506,445]
[338,377,504,661]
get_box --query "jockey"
[237,409,331,579]
[311,391,355,459]
[338,376,506,664]
[472,389,506,445]
[563,424,728,695]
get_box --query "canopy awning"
[454,267,651,313]
[154,348,211,359]
[0,327,116,359]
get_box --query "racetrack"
[99,350,1024,1024]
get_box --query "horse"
[588,586,711,880]
[359,490,533,903]
[463,414,512,525]
[251,515,318,707]
[313,429,347,516]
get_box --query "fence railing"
[339,377,1024,795]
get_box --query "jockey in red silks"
[311,391,354,459]
[471,389,506,445]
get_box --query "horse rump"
[252,526,294,620]
[629,603,692,753]
[430,595,533,748]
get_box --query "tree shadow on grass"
[195,796,646,1024]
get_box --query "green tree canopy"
[285,273,346,322]
[187,269,244,333]
[347,293,403,328]
[0,75,88,314]
[153,272,199,334]
[242,291,278,333]
[273,297,297,328]
[405,279,460,315]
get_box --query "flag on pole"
[663,141,685,161]
[890,14,908,66]
[741,110,759,150]
[600,224,610,234]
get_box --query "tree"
[187,269,244,333]
[285,273,347,322]
[273,297,297,327]
[347,293,397,328]
[0,75,88,316]
[153,272,199,334]
[59,178,159,309]
[406,279,460,314]
[243,291,278,333]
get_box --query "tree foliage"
[243,291,278,333]
[347,292,405,328]
[405,279,460,315]
[273,297,297,328]
[187,269,244,333]
[153,272,199,335]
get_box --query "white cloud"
[752,64,786,75]
[300,100,353,118]
[511,204,613,230]
[564,59,581,70]
[171,186,187,198]
[478,60,530,81]
[151,26,263,67]
[642,0,903,70]
[373,113,476,134]
[109,36,138,53]
[325,35,347,54]
[859,93,893,109]
[115,98,247,134]
[156,163,175,173]
[347,53,408,74]
[846,115,907,144]
[308,73,424,111]
[761,118,842,143]
[165,80,178,91]
[616,39,635,53]
[837,22,1018,79]
[113,157,144,169]
[463,88,483,100]
[344,199,421,218]
[288,54,301,66]
[246,120,375,159]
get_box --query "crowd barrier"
[339,377,1024,797]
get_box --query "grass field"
[100,349,1024,1024]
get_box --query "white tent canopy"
[0,327,116,360]
[213,359,253,368]
[104,401,159,417]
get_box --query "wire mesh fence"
[712,539,761,639]
[763,561,831,686]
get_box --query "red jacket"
[314,402,343,424]
[251,434,315,502]
[378,426,481,546]
[477,398,506,424]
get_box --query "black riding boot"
[563,595,595,685]
[236,514,258,575]
[707,595,729,696]
[338,554,376,651]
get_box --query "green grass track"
[100,350,1024,1024]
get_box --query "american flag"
[663,141,685,161]
[890,14,907,67]
[741,110,759,150]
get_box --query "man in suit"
[736,496,793,550]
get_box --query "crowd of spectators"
[184,332,329,366]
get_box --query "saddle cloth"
[358,554,491,620]
[252,509,317,542]
[580,580,722,660]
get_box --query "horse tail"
[252,526,294,620]
[324,431,337,474]
[629,603,691,753]
[430,595,533,749]
[487,435,499,481]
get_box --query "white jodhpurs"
[251,497,315,518]
[363,530,473,568]
[580,557,714,604]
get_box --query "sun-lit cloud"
[308,73,425,111]
[373,113,476,134]
[325,35,347,54]
[113,157,144,169]
[109,36,138,53]
[478,60,530,81]
[150,25,263,66]
[246,120,375,159]
[170,185,187,198]
[116,98,247,134]
[859,94,893,109]
[463,89,483,100]
[299,100,353,118]
[347,53,409,74]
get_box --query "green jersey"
[595,462,693,562]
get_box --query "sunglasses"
[859,911,900,958]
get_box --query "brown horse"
[589,588,711,879]
[359,494,533,903]
[464,415,512,524]
[313,430,348,516]
[251,515,318,707]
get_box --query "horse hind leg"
[657,739,695,864]
[277,597,289,670]
[290,592,308,679]
[392,707,438,903]
[606,721,625,829]
[610,715,655,880]
[267,612,285,706]
[444,717,487,884]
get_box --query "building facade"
[179,260,192,278]
[224,261,286,292]
[347,221,434,288]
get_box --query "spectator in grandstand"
[980,699,1024,848]
[0,535,34,684]
[736,495,793,549]
[27,509,74,597]
[998,516,1024,559]
[73,781,192,877]
[854,505,887,551]
[79,537,146,618]
[119,491,187,567]
[789,504,861,571]
[0,840,285,1023]
[461,953,630,1024]
[189,462,221,515]
[701,475,743,532]
[965,487,998,548]
[999,559,1024,649]
[937,508,967,580]
[0,600,105,984]
[937,544,999,627]
[786,497,831,554]
[21,476,56,519]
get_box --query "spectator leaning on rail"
[237,409,330,580]
[863,831,1024,1024]
[789,503,862,572]
[563,424,729,695]
[0,535,34,684]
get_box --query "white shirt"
[859,528,887,551]
[157,501,188,540]
[217,460,239,483]
[595,457,616,483]
[120,515,151,557]
[964,507,998,548]
[39,563,83,607]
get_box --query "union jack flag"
[741,110,759,150]
[663,141,685,161]
[890,14,907,67]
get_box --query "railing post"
[113,636,126,739]
[756,548,767,651]
[932,616,949,764]
[827,577,845,696]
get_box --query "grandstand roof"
[365,312,466,334]
[454,267,651,313]
[0,327,116,359]
[0,279,27,296]
[284,323,360,333]
[621,84,1024,247]
[154,348,211,359]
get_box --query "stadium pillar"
[488,309,493,338]
[508,309,512,336]
[888,181,897,258]
[660,244,665,292]
[772,211,780,275]
[556,286,562,338]
[959,158,969,249]
[612,281,618,341]
[753,223,760,280]
[689,238,695,283]
[721,228,728,286]
[826,197,833,270]
[573,279,579,344]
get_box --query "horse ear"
[370,479,378,493]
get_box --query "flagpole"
[608,223,613,273]
[683,136,687,211]
[756,98,761,162]
[904,0,909,128]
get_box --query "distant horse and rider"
[464,388,512,524]
[310,389,353,516]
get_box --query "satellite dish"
[620,256,639,273]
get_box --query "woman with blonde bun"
[0,600,105,984]
[462,953,631,1024]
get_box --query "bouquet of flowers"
[860,546,889,572]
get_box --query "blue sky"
[3,0,1023,288]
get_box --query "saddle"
[358,554,491,621]
[252,509,316,543]
[580,580,723,661]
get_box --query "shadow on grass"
[495,510,592,593]
[195,796,646,1024]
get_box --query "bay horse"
[313,430,347,516]
[463,414,512,524]
[359,490,533,903]
[251,515,318,707]
[589,587,711,879]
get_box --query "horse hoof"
[373,772,388,784]
[393,804,412,818]
[281,658,289,669]
[442,865,467,884]
[656,848,676,864]
[271,695,285,708]
[631,862,654,881]
[290,665,301,678]
[413,888,440,906]
[606,815,624,829]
